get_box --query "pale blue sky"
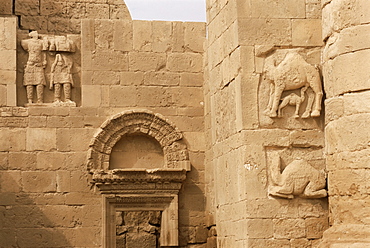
[124,0,206,22]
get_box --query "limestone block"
[82,85,101,107]
[289,130,324,148]
[94,19,114,49]
[56,128,94,152]
[326,149,370,171]
[180,73,203,87]
[114,20,133,51]
[9,152,36,170]
[236,74,259,130]
[129,52,166,72]
[323,24,370,62]
[15,0,39,15]
[248,238,291,247]
[110,3,132,20]
[171,87,203,107]
[109,86,137,107]
[170,116,204,132]
[184,22,206,53]
[120,71,144,85]
[343,91,370,116]
[39,0,65,16]
[274,219,306,239]
[92,51,128,71]
[0,50,16,71]
[240,46,255,73]
[222,21,239,58]
[328,196,370,225]
[92,71,120,85]
[305,217,329,239]
[328,169,368,196]
[26,128,56,151]
[306,0,322,19]
[0,171,21,192]
[152,21,172,53]
[81,19,95,52]
[292,19,323,46]
[143,72,180,86]
[7,84,16,106]
[74,227,101,247]
[0,70,17,84]
[0,18,17,50]
[238,18,292,46]
[172,22,185,52]
[247,219,273,238]
[86,3,109,19]
[167,53,203,73]
[0,0,12,15]
[322,0,370,40]
[20,15,48,32]
[37,152,66,170]
[325,97,344,124]
[290,239,311,248]
[325,114,370,154]
[56,170,71,192]
[0,85,6,106]
[133,21,153,51]
[22,171,57,192]
[250,0,305,18]
[0,128,26,152]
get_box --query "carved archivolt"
[87,109,190,173]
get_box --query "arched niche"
[86,110,190,247]
[87,109,191,174]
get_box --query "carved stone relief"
[21,30,77,106]
[259,48,323,119]
[267,151,327,199]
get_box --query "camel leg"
[269,84,284,118]
[264,82,275,115]
[294,102,301,118]
[302,90,314,118]
[278,97,289,117]
[307,68,323,117]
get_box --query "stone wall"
[205,0,328,247]
[320,0,370,246]
[0,1,207,247]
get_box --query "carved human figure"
[278,86,307,118]
[268,152,327,199]
[50,54,74,103]
[21,31,48,104]
[263,51,323,118]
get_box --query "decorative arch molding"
[86,110,190,247]
[87,109,191,173]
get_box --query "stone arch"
[87,109,190,172]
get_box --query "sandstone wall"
[0,0,131,34]
[0,1,207,246]
[320,0,370,246]
[205,0,328,247]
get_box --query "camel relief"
[262,50,323,118]
[268,152,327,199]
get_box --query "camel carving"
[278,86,307,118]
[262,50,323,118]
[268,152,327,199]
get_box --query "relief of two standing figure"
[21,31,75,105]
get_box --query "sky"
[124,0,206,22]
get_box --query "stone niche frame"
[86,110,191,247]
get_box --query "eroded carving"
[50,54,75,105]
[261,50,323,119]
[268,152,327,199]
[21,31,48,104]
[21,31,77,106]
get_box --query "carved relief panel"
[257,47,324,129]
[18,30,80,106]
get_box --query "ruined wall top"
[0,0,132,34]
